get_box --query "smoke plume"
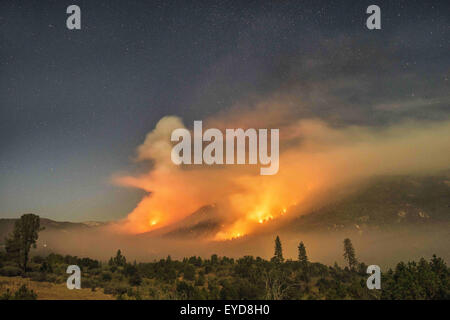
[113,98,450,240]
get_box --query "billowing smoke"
[112,98,450,240]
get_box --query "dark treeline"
[0,214,448,300]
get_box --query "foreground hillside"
[0,212,448,299]
[0,235,448,300]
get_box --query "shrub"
[39,261,53,273]
[27,271,47,282]
[104,283,128,296]
[14,285,37,300]
[0,266,22,277]
[27,262,41,272]
[176,281,195,299]
[31,256,45,264]
[82,277,100,290]
[195,272,205,286]
[45,273,59,283]
[183,265,196,281]
[129,273,142,286]
[101,271,113,281]
[0,289,12,300]
[1,285,38,300]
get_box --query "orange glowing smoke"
[113,102,450,239]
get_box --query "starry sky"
[0,0,448,222]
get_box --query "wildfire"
[113,112,450,240]
[213,205,290,241]
[214,230,246,241]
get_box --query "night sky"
[0,0,448,222]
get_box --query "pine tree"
[5,214,43,272]
[297,241,309,282]
[343,238,358,270]
[273,236,284,263]
[113,249,126,267]
[298,241,308,268]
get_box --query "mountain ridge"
[0,174,448,242]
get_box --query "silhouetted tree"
[272,236,284,263]
[112,249,126,267]
[298,241,308,267]
[176,281,195,299]
[298,241,309,281]
[195,271,206,286]
[5,214,42,272]
[183,264,196,281]
[343,238,358,271]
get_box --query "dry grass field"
[0,276,114,300]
